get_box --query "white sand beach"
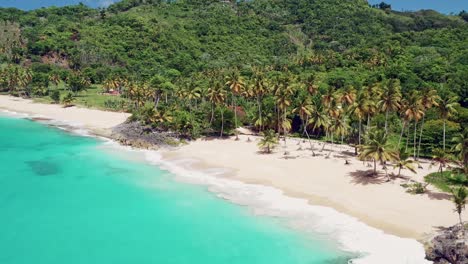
[0,95,130,135]
[0,94,461,241]
[162,134,462,240]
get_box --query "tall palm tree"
[378,79,401,135]
[437,93,459,151]
[275,79,294,141]
[251,74,267,131]
[404,91,424,159]
[417,88,439,159]
[207,81,226,125]
[452,187,467,227]
[350,91,368,146]
[359,129,398,175]
[225,70,244,131]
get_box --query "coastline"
[1,94,459,263]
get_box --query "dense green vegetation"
[0,0,466,173]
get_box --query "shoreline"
[0,95,459,263]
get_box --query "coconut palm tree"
[417,88,439,159]
[350,91,368,146]
[225,70,244,131]
[437,93,459,151]
[207,81,227,123]
[378,79,401,135]
[401,91,424,158]
[393,148,417,177]
[452,187,467,227]
[62,92,75,107]
[258,130,279,153]
[359,129,398,175]
[432,148,452,174]
[452,130,468,173]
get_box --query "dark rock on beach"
[111,121,179,149]
[426,224,468,264]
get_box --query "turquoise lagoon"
[0,115,350,264]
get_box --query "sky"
[368,0,467,14]
[0,0,117,10]
[0,0,467,14]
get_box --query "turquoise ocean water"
[0,115,349,264]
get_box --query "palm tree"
[62,92,75,107]
[452,187,467,227]
[293,97,313,137]
[359,129,398,175]
[393,148,417,177]
[437,93,459,151]
[275,79,294,141]
[432,148,452,174]
[378,79,401,135]
[251,74,267,131]
[452,130,468,173]
[417,88,439,159]
[258,130,279,153]
[404,91,424,159]
[225,70,244,132]
[350,91,368,146]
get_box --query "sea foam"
[141,150,432,264]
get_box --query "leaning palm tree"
[437,93,459,151]
[358,129,398,175]
[258,130,279,154]
[393,148,417,177]
[378,79,401,135]
[452,187,467,227]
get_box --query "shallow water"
[0,115,349,264]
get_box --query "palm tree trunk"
[398,120,405,147]
[233,96,237,128]
[373,159,377,174]
[405,122,410,152]
[417,115,425,160]
[384,109,389,134]
[358,119,362,146]
[443,119,446,151]
[220,109,224,138]
[413,120,417,159]
[257,95,262,132]
[210,103,214,124]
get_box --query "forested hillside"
[0,0,467,165]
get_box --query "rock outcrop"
[426,224,468,264]
[111,121,179,149]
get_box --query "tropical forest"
[1,0,467,191]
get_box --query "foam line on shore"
[141,150,431,264]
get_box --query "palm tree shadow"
[426,190,452,201]
[348,170,388,185]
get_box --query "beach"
[0,95,130,136]
[0,94,461,241]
